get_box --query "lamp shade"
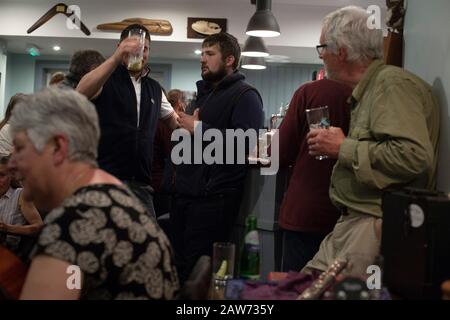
[241,56,267,70]
[246,0,280,37]
[242,36,269,57]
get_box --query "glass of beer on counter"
[211,242,235,299]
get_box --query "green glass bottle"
[239,215,260,280]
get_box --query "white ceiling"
[0,0,386,64]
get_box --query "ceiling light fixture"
[265,55,290,63]
[241,36,269,57]
[194,49,202,55]
[241,56,267,70]
[246,0,281,38]
[53,45,61,51]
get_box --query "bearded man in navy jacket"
[174,32,263,282]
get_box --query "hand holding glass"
[306,106,330,160]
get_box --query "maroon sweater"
[278,79,352,233]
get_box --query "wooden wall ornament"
[97,18,173,35]
[383,31,404,67]
[187,17,227,39]
[27,3,91,36]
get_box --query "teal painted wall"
[404,0,450,191]
[152,58,200,92]
[4,54,36,113]
[3,53,321,124]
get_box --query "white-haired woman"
[9,88,179,300]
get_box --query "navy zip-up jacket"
[174,71,263,196]
[93,65,162,184]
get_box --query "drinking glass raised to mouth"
[127,29,146,72]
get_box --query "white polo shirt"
[130,76,174,126]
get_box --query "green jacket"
[330,59,440,218]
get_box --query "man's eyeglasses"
[316,44,328,56]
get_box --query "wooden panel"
[384,31,404,67]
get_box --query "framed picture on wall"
[187,17,227,39]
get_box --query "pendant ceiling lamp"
[242,36,269,57]
[246,0,280,38]
[241,56,267,70]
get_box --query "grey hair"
[10,88,100,166]
[322,6,384,63]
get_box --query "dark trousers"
[153,192,172,218]
[171,192,242,283]
[154,192,173,243]
[123,180,156,217]
[281,229,327,272]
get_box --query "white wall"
[0,0,386,47]
[404,0,450,192]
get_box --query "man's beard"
[201,64,228,82]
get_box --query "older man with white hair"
[9,88,179,300]
[304,6,440,272]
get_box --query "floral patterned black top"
[33,184,179,300]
